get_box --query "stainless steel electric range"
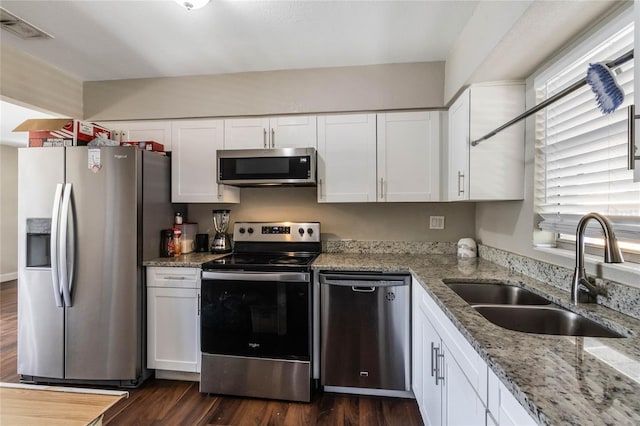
[199,221,320,402]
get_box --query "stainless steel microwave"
[217,147,316,186]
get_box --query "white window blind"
[535,13,640,246]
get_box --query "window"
[534,9,640,256]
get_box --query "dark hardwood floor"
[0,280,423,425]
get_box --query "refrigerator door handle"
[59,183,73,307]
[50,183,64,308]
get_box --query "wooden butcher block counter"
[0,383,128,425]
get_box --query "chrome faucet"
[571,213,624,305]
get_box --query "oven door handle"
[202,271,310,282]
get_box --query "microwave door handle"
[59,183,73,307]
[50,183,64,307]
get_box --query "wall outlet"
[429,216,445,230]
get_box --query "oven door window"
[201,280,309,360]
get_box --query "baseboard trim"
[0,272,17,283]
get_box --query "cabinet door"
[468,84,525,200]
[377,111,441,202]
[441,339,486,426]
[447,90,470,201]
[147,287,200,372]
[317,114,377,202]
[270,115,317,149]
[171,119,240,203]
[224,118,271,149]
[418,293,444,426]
[411,283,424,406]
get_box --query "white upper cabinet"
[318,111,442,203]
[317,114,377,202]
[100,120,173,151]
[224,116,317,150]
[171,119,239,203]
[446,82,525,201]
[377,111,441,202]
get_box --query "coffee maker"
[211,209,232,253]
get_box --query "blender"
[211,209,232,253]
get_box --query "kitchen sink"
[473,305,627,338]
[445,282,551,305]
[444,281,628,338]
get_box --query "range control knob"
[298,228,305,236]
[239,227,246,234]
[247,227,254,234]
[307,228,314,236]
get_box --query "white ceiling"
[0,0,481,146]
[0,0,480,82]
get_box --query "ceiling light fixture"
[175,0,210,11]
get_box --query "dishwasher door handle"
[319,274,409,288]
[351,286,376,292]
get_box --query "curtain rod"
[470,49,634,147]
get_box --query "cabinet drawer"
[147,267,201,289]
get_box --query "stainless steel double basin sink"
[445,282,627,338]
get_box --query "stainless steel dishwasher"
[319,271,411,397]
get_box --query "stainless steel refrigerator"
[17,146,172,387]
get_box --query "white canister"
[457,238,477,258]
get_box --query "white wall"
[0,145,18,281]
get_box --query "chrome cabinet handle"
[380,177,384,199]
[197,293,201,316]
[457,171,465,196]
[435,347,445,385]
[319,178,323,199]
[263,129,267,148]
[271,128,275,148]
[430,342,437,377]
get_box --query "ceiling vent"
[0,7,53,40]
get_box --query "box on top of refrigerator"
[13,118,111,147]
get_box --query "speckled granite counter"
[143,252,227,267]
[313,253,640,426]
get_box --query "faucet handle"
[578,277,608,302]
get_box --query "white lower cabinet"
[412,280,536,426]
[147,267,201,373]
[487,369,537,426]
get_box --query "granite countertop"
[313,253,640,426]
[143,252,227,267]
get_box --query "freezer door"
[17,147,65,379]
[63,147,140,381]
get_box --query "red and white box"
[13,118,112,147]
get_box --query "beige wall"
[0,145,18,281]
[188,187,476,242]
[0,44,83,118]
[83,62,445,121]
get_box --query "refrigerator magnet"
[88,148,102,173]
